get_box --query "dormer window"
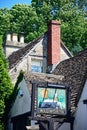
[31,59,43,73]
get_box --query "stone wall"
[9,38,47,85]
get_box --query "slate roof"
[53,49,87,114]
[8,33,72,70]
[24,72,64,83]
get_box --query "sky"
[0,0,31,9]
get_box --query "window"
[31,59,43,73]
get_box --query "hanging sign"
[31,82,70,118]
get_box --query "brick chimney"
[47,20,61,66]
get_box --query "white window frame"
[31,59,43,73]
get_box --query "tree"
[32,0,87,54]
[0,1,87,54]
[10,4,45,42]
[0,8,12,41]
[0,36,13,129]
[58,4,86,54]
[72,0,87,10]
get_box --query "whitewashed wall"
[73,79,87,130]
[58,123,70,130]
[60,48,70,61]
[9,38,47,85]
[10,78,31,117]
[6,46,20,57]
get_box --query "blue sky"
[0,0,31,9]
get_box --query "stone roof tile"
[8,33,72,70]
[53,48,87,114]
[8,35,44,69]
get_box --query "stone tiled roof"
[24,72,64,95]
[8,35,44,69]
[53,49,87,114]
[24,72,64,83]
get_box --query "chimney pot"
[12,33,18,42]
[6,33,11,41]
[19,33,24,43]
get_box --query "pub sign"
[31,82,70,118]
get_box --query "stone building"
[9,48,87,130]
[5,32,26,57]
[4,20,72,84]
[6,20,87,130]
[53,48,87,130]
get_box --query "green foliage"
[72,0,87,10]
[3,70,24,129]
[15,70,24,87]
[0,123,4,130]
[0,1,87,54]
[59,4,86,54]
[0,9,12,41]
[10,4,42,42]
[0,36,13,129]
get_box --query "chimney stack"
[19,33,24,43]
[12,33,18,42]
[47,20,61,65]
[6,33,11,41]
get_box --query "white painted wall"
[6,33,11,41]
[9,56,28,84]
[10,78,31,117]
[9,38,47,84]
[73,79,87,130]
[6,46,20,57]
[12,33,18,42]
[58,123,70,130]
[60,47,70,61]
